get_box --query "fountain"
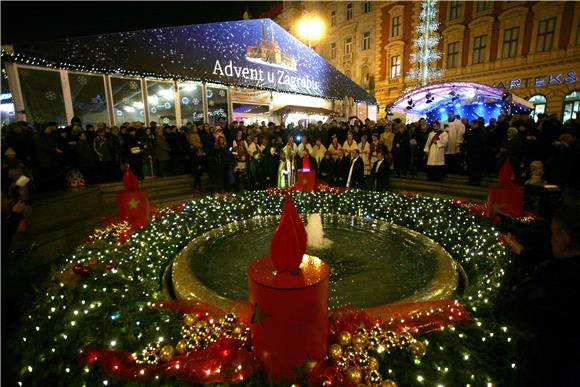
[168,194,461,381]
[306,213,333,250]
[172,218,459,311]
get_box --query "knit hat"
[4,147,16,157]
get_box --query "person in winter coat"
[154,127,171,178]
[464,120,487,186]
[392,124,410,178]
[76,132,98,185]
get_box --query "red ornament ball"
[105,263,114,271]
[82,266,91,276]
[73,264,83,274]
[88,258,98,266]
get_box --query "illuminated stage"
[387,81,534,123]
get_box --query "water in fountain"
[305,213,333,250]
[184,215,458,309]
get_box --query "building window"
[361,65,370,88]
[147,80,176,125]
[502,27,519,59]
[330,11,336,27]
[110,77,145,125]
[449,1,462,20]
[69,73,109,126]
[472,35,487,64]
[562,90,580,122]
[536,17,556,52]
[363,1,371,14]
[390,55,401,78]
[330,43,336,59]
[345,37,352,54]
[391,16,401,38]
[18,68,67,125]
[528,95,547,122]
[447,41,459,68]
[346,3,353,21]
[362,32,371,50]
[475,1,491,12]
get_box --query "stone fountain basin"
[171,214,460,311]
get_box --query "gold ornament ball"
[410,340,427,358]
[368,356,379,371]
[352,333,367,349]
[224,313,237,324]
[368,336,380,350]
[159,345,175,362]
[207,333,220,344]
[232,323,245,336]
[356,326,368,337]
[236,331,249,345]
[337,331,352,347]
[176,339,189,355]
[211,321,223,334]
[370,326,383,338]
[195,319,208,330]
[357,353,370,367]
[385,331,397,341]
[366,369,382,384]
[336,356,349,370]
[183,313,198,327]
[382,379,398,387]
[397,332,412,347]
[344,347,357,361]
[346,366,363,384]
[329,343,343,360]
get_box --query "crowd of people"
[1,110,579,203]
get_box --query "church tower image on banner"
[246,23,297,71]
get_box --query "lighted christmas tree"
[408,0,443,87]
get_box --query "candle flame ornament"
[122,165,139,191]
[269,194,307,274]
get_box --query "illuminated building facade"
[275,1,377,95]
[375,1,580,121]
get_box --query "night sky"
[1,1,280,45]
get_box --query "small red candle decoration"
[116,166,150,229]
[248,194,330,382]
[486,160,524,220]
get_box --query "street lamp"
[296,15,324,49]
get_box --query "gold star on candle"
[128,197,140,209]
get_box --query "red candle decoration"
[302,153,311,172]
[296,170,317,192]
[486,159,524,220]
[123,165,139,191]
[248,195,330,382]
[117,166,150,229]
[269,195,307,274]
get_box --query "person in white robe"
[424,121,449,181]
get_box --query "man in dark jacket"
[32,122,63,191]
[333,151,350,187]
[464,119,487,185]
[371,151,390,190]
[346,149,365,188]
[497,205,580,387]
[319,151,335,186]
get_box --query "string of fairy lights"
[0,50,371,104]
[14,190,521,386]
